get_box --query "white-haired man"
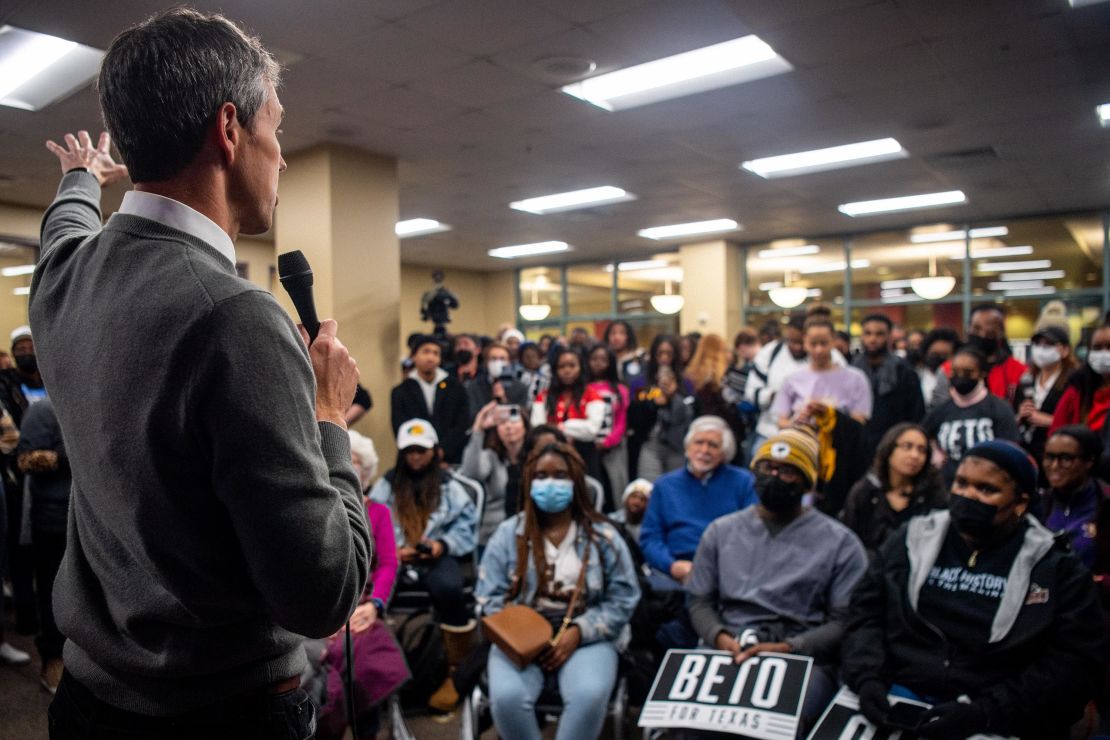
[640,416,758,591]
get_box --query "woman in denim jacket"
[368,418,477,711]
[476,442,640,740]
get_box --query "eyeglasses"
[893,441,928,455]
[753,460,804,483]
[1043,452,1082,466]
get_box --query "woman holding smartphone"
[462,401,530,544]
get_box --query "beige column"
[679,239,742,339]
[274,144,400,462]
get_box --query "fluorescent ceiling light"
[909,226,1007,243]
[604,259,669,272]
[510,186,635,214]
[1004,286,1057,297]
[0,26,105,111]
[756,244,820,259]
[741,138,906,179]
[999,270,1065,281]
[880,279,913,290]
[561,35,793,111]
[1099,103,1110,127]
[395,218,451,237]
[1,264,35,277]
[638,218,740,241]
[488,241,570,259]
[882,293,919,304]
[13,286,29,296]
[758,281,782,291]
[977,260,1052,272]
[968,245,1033,258]
[799,259,870,274]
[989,280,1043,291]
[806,289,822,298]
[838,190,967,217]
[881,288,907,298]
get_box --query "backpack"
[394,611,447,708]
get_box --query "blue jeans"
[488,641,618,740]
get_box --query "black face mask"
[454,350,474,366]
[924,352,946,372]
[906,349,922,367]
[755,473,805,515]
[866,345,887,357]
[948,494,1000,540]
[968,334,999,356]
[14,354,37,375]
[951,376,979,396]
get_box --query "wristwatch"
[369,597,385,614]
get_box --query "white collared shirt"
[118,191,236,266]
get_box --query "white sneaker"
[0,641,31,665]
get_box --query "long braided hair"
[506,442,607,603]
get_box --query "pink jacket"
[588,381,630,450]
[362,501,399,605]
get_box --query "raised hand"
[45,131,129,187]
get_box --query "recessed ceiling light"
[968,246,1034,259]
[0,26,105,111]
[798,259,870,274]
[909,226,1008,243]
[839,190,967,217]
[488,241,570,259]
[756,244,820,258]
[510,186,635,214]
[999,270,1065,281]
[604,259,670,272]
[1,264,35,277]
[561,35,793,111]
[395,218,451,237]
[977,260,1052,272]
[741,138,906,179]
[638,219,741,241]
[1099,103,1110,127]
[988,280,1043,291]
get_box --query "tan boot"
[427,619,477,712]
[40,658,63,694]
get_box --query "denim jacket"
[368,470,477,556]
[476,514,641,647]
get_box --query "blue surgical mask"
[530,478,574,513]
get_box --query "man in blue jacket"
[640,415,757,591]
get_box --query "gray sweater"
[686,506,867,662]
[32,171,372,714]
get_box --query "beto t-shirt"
[923,395,1020,484]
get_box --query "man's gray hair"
[684,415,736,462]
[98,7,281,183]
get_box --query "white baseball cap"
[10,325,31,345]
[397,418,438,450]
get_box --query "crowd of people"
[6,294,1110,738]
[263,298,1108,738]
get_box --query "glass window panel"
[566,263,614,317]
[625,315,681,351]
[969,214,1102,300]
[850,227,962,308]
[745,238,845,314]
[616,254,681,318]
[518,267,562,324]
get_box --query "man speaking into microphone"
[34,9,371,738]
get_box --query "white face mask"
[1089,350,1110,376]
[486,359,507,379]
[1031,345,1062,369]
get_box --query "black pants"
[4,480,38,634]
[33,530,67,661]
[410,556,469,627]
[49,671,317,740]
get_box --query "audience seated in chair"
[368,419,477,712]
[475,442,640,740]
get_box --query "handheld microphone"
[277,250,320,343]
